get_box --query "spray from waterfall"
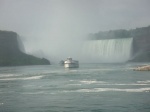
[82,38,133,63]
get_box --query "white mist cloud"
[0,0,150,63]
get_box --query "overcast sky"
[0,0,150,62]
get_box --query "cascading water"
[82,38,133,63]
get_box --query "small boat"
[64,57,79,68]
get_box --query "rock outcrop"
[133,65,150,71]
[0,30,50,66]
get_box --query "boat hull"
[64,63,79,68]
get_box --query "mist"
[0,0,150,63]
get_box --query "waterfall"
[82,38,133,63]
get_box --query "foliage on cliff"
[0,30,50,66]
[88,26,150,40]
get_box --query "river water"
[0,63,150,112]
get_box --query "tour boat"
[64,57,79,68]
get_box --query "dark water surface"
[0,63,150,112]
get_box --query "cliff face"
[131,26,150,54]
[129,26,150,62]
[88,26,150,62]
[0,30,50,66]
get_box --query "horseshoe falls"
[82,38,133,63]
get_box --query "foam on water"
[63,88,150,93]
[137,80,150,84]
[22,91,56,95]
[0,75,43,81]
[0,103,4,105]
[106,83,149,86]
[68,84,82,86]
[22,91,45,95]
[69,80,150,86]
[80,80,107,84]
[68,83,149,86]
[0,74,20,77]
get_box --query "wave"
[137,80,150,84]
[68,83,149,86]
[68,84,82,86]
[78,68,123,73]
[22,91,56,95]
[0,103,4,105]
[22,91,45,95]
[80,80,107,84]
[63,88,150,93]
[0,75,43,81]
[69,80,150,86]
[0,74,20,77]
[107,83,149,85]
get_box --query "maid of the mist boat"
[64,57,79,68]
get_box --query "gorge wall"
[0,30,50,66]
[87,26,150,62]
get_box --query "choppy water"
[0,63,150,112]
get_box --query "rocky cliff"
[0,30,50,66]
[130,26,150,61]
[88,26,150,62]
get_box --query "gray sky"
[0,0,150,62]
